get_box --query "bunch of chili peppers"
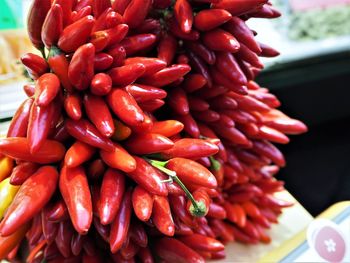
[0,0,307,262]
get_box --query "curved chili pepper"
[202,29,239,53]
[0,223,30,259]
[120,34,157,56]
[87,159,106,181]
[0,166,58,236]
[252,140,285,167]
[59,166,92,234]
[55,220,74,258]
[0,138,65,164]
[167,88,189,115]
[93,8,121,32]
[94,24,129,50]
[42,208,58,244]
[124,84,167,102]
[140,64,191,87]
[185,41,216,65]
[46,200,68,222]
[194,9,232,31]
[64,93,82,121]
[35,73,61,107]
[53,0,73,27]
[108,63,145,86]
[236,43,263,68]
[212,0,267,16]
[7,98,33,137]
[125,133,173,155]
[137,247,154,263]
[112,0,131,15]
[174,0,193,33]
[212,123,250,146]
[123,0,151,28]
[42,4,63,48]
[183,74,207,93]
[139,99,164,112]
[65,119,114,151]
[23,84,35,97]
[175,113,200,138]
[58,15,95,53]
[215,52,247,85]
[90,73,112,96]
[110,188,132,253]
[168,17,199,41]
[192,110,220,123]
[129,220,148,248]
[9,162,38,186]
[152,196,175,236]
[258,42,280,57]
[124,58,167,77]
[21,53,48,80]
[157,34,177,66]
[149,120,183,137]
[92,0,111,18]
[179,234,224,252]
[68,43,95,90]
[48,46,73,93]
[90,31,110,52]
[100,143,136,173]
[128,157,168,196]
[166,158,217,188]
[111,120,132,141]
[154,237,205,263]
[254,125,290,144]
[71,233,85,256]
[65,141,95,168]
[134,18,161,34]
[107,43,126,67]
[187,51,213,88]
[94,53,114,71]
[99,169,125,225]
[25,214,42,246]
[27,0,51,49]
[132,186,153,222]
[207,203,226,219]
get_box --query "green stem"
[209,156,221,171]
[40,48,46,60]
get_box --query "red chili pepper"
[21,53,49,80]
[55,220,74,258]
[94,53,114,71]
[42,208,58,244]
[112,0,131,15]
[207,203,226,219]
[166,88,188,115]
[202,29,239,53]
[99,169,125,225]
[34,73,60,107]
[130,114,154,134]
[185,41,216,65]
[0,223,30,259]
[186,51,213,88]
[23,84,35,97]
[252,140,285,167]
[84,94,115,137]
[132,186,153,222]
[58,15,95,53]
[212,0,267,16]
[169,195,196,228]
[175,113,200,138]
[236,43,263,69]
[87,159,106,181]
[9,162,38,185]
[123,0,152,29]
[107,43,126,67]
[152,196,175,236]
[111,120,132,141]
[179,234,224,252]
[93,8,121,32]
[194,9,232,31]
[154,237,205,263]
[107,88,146,127]
[110,188,132,253]
[128,157,168,196]
[91,24,129,51]
[53,0,73,27]
[59,166,92,234]
[168,17,199,41]
[150,120,183,137]
[71,233,85,256]
[0,166,58,236]
[48,46,73,93]
[166,158,217,188]
[254,125,290,144]
[90,31,110,52]
[125,133,174,155]
[120,240,139,259]
[134,18,161,34]
[93,217,109,242]
[108,64,145,86]
[182,74,207,93]
[120,34,157,56]
[157,34,177,66]
[215,52,247,85]
[65,119,114,151]
[64,93,82,121]
[92,0,111,18]
[140,64,191,87]
[124,84,167,102]
[140,100,165,113]
[137,247,154,263]
[46,200,69,222]
[100,142,137,173]
[25,214,42,245]
[42,4,63,48]
[124,58,167,77]
[27,0,51,49]
[259,42,280,57]
[65,141,95,168]
[174,0,193,33]
[193,109,220,123]
[68,43,95,90]
[187,188,210,216]
[7,98,33,138]
[129,220,148,248]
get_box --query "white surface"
[0,80,27,119]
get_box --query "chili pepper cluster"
[0,0,307,262]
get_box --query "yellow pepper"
[0,157,14,182]
[0,178,19,219]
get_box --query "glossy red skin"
[0,137,65,164]
[128,156,168,196]
[124,84,167,102]
[59,166,92,234]
[202,29,240,53]
[120,240,139,259]
[168,88,189,115]
[55,220,74,258]
[27,0,51,49]
[187,51,213,88]
[71,6,92,22]
[26,212,43,246]
[158,34,177,65]
[215,52,247,85]
[133,18,161,34]
[120,34,157,56]
[42,4,63,48]
[107,43,126,67]
[64,93,82,120]
[154,237,205,263]
[139,99,165,112]
[207,203,227,219]
[124,133,174,155]
[65,141,95,168]
[87,159,106,181]
[93,217,110,242]
[58,16,95,52]
[174,0,193,33]
[65,119,114,152]
[212,0,267,16]
[152,196,175,236]
[185,41,216,65]
[47,200,69,222]
[124,57,167,77]
[53,0,73,27]
[23,84,35,97]
[96,24,129,49]
[169,195,196,228]
[186,188,210,216]
[150,120,184,137]
[92,0,111,17]
[35,73,60,107]
[84,94,115,137]
[0,223,30,259]
[93,8,122,31]
[90,30,109,52]
[236,42,263,68]
[21,53,48,79]
[9,162,38,185]
[71,233,85,256]
[107,88,146,127]
[161,138,219,159]
[68,43,95,90]
[7,98,33,137]
[130,220,148,247]
[168,17,199,41]
[182,74,207,93]
[42,207,58,244]
[175,113,200,138]
[94,53,114,71]
[209,95,238,110]
[132,186,153,222]
[98,142,135,172]
[112,0,131,15]
[108,63,145,86]
[99,169,125,225]
[140,64,191,87]
[254,125,290,144]
[123,0,152,28]
[194,9,232,31]
[0,166,58,236]
[188,97,210,111]
[179,234,224,252]
[110,189,132,253]
[252,140,285,167]
[89,73,111,96]
[166,158,217,188]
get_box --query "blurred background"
[1,0,350,216]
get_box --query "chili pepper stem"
[146,158,206,217]
[40,48,46,60]
[209,156,221,171]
